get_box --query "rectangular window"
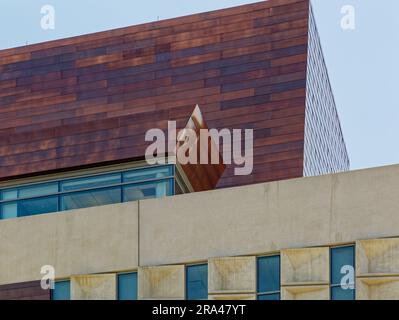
[118,273,138,300]
[186,264,208,300]
[257,255,280,300]
[61,187,121,211]
[0,164,178,220]
[18,183,58,198]
[60,174,121,192]
[330,246,355,300]
[51,280,70,300]
[123,180,173,202]
[17,196,59,217]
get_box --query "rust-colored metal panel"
[0,281,50,300]
[176,105,226,191]
[0,0,310,188]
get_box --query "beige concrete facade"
[0,202,139,286]
[208,257,256,295]
[281,248,329,285]
[282,285,330,300]
[71,274,117,300]
[139,164,399,266]
[138,265,185,300]
[0,164,399,299]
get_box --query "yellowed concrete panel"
[140,165,399,266]
[208,257,256,294]
[357,238,399,277]
[209,294,256,300]
[0,202,139,286]
[281,248,329,285]
[357,277,399,300]
[71,274,116,300]
[138,265,185,300]
[282,285,329,300]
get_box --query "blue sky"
[1,0,398,170]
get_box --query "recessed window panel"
[118,273,138,300]
[52,280,70,300]
[18,196,58,217]
[330,246,355,300]
[257,256,280,295]
[186,264,208,300]
[123,180,173,202]
[61,187,121,211]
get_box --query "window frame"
[330,244,356,300]
[51,279,71,301]
[0,163,179,220]
[256,254,281,300]
[185,263,208,301]
[117,271,138,301]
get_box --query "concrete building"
[0,0,394,301]
[0,164,398,300]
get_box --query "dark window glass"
[123,180,173,202]
[52,280,70,300]
[61,187,121,211]
[17,196,58,217]
[257,256,280,296]
[331,246,355,300]
[186,264,208,300]
[258,293,280,300]
[118,273,138,300]
[331,286,355,300]
[61,174,121,192]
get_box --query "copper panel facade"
[0,0,348,189]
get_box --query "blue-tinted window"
[52,280,70,300]
[330,246,355,300]
[61,187,121,211]
[123,180,173,202]
[186,264,208,300]
[18,183,58,198]
[257,256,280,300]
[0,165,176,220]
[18,196,59,217]
[0,203,17,219]
[1,196,58,219]
[331,286,355,300]
[60,174,121,192]
[118,273,138,300]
